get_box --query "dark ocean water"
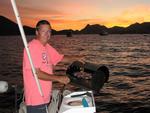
[0,34,150,113]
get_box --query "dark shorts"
[27,104,48,113]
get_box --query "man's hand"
[35,68,43,77]
[35,68,70,84]
[59,76,70,85]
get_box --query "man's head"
[35,20,51,45]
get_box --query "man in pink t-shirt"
[23,20,70,113]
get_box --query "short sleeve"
[47,45,64,66]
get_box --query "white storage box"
[59,91,96,113]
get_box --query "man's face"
[36,24,51,45]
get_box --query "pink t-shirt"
[23,39,63,105]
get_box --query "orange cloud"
[2,1,149,30]
[122,5,150,22]
[52,4,150,30]
[17,4,150,30]
[17,2,105,30]
[105,4,150,27]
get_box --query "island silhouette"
[0,16,150,36]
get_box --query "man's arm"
[36,68,70,84]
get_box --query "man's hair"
[36,20,51,30]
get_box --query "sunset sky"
[0,0,150,30]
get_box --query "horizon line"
[1,15,150,31]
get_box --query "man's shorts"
[27,104,48,113]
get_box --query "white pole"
[11,0,43,96]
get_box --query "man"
[23,20,70,113]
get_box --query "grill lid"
[66,61,109,93]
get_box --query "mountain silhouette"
[81,23,150,34]
[108,26,125,34]
[0,16,35,35]
[125,22,150,34]
[0,15,150,35]
[80,24,108,34]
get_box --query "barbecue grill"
[66,61,109,93]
